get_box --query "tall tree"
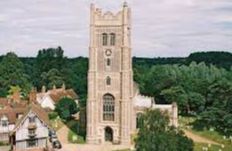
[0,52,31,97]
[135,109,193,151]
[34,46,68,88]
[40,68,64,89]
[55,97,79,120]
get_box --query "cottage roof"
[37,87,78,104]
[13,103,51,132]
[0,98,9,107]
[0,107,26,124]
[48,89,78,103]
[0,97,28,124]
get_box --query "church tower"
[87,2,134,144]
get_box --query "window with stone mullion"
[103,94,115,121]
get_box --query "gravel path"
[59,144,130,151]
[56,124,130,151]
[0,146,10,151]
[184,130,220,145]
[57,124,69,144]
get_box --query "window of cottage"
[1,120,8,127]
[29,116,35,123]
[103,94,115,121]
[1,116,8,127]
[28,129,36,136]
[27,139,38,148]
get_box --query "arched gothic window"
[106,76,111,85]
[103,94,115,121]
[102,33,108,46]
[136,113,143,129]
[110,33,116,46]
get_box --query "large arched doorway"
[105,127,113,142]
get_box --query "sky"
[0,0,232,58]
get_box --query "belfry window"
[102,33,108,46]
[106,58,111,66]
[103,94,115,121]
[106,76,111,85]
[110,33,116,46]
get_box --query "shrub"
[48,112,58,120]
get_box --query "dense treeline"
[136,62,232,135]
[0,47,231,135]
[187,51,232,70]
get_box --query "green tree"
[0,52,31,97]
[195,79,232,134]
[41,68,64,89]
[160,86,188,113]
[34,47,68,88]
[55,97,78,120]
[63,57,88,106]
[187,51,232,69]
[36,46,66,73]
[135,109,193,151]
[141,65,178,103]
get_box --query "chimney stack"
[29,87,37,103]
[53,85,56,90]
[62,83,66,91]
[42,85,46,93]
[12,90,21,103]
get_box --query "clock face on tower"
[105,49,112,56]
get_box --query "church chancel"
[86,2,178,145]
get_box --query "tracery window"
[110,33,116,46]
[102,33,108,46]
[103,94,115,121]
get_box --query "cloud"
[0,0,232,58]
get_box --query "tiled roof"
[0,98,9,107]
[0,97,29,124]
[48,89,78,103]
[13,103,51,131]
[0,107,26,124]
[0,98,28,108]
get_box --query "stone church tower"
[86,2,134,144]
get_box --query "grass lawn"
[49,117,65,131]
[68,129,85,144]
[191,130,232,151]
[194,143,225,151]
[66,119,86,144]
[49,112,86,144]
